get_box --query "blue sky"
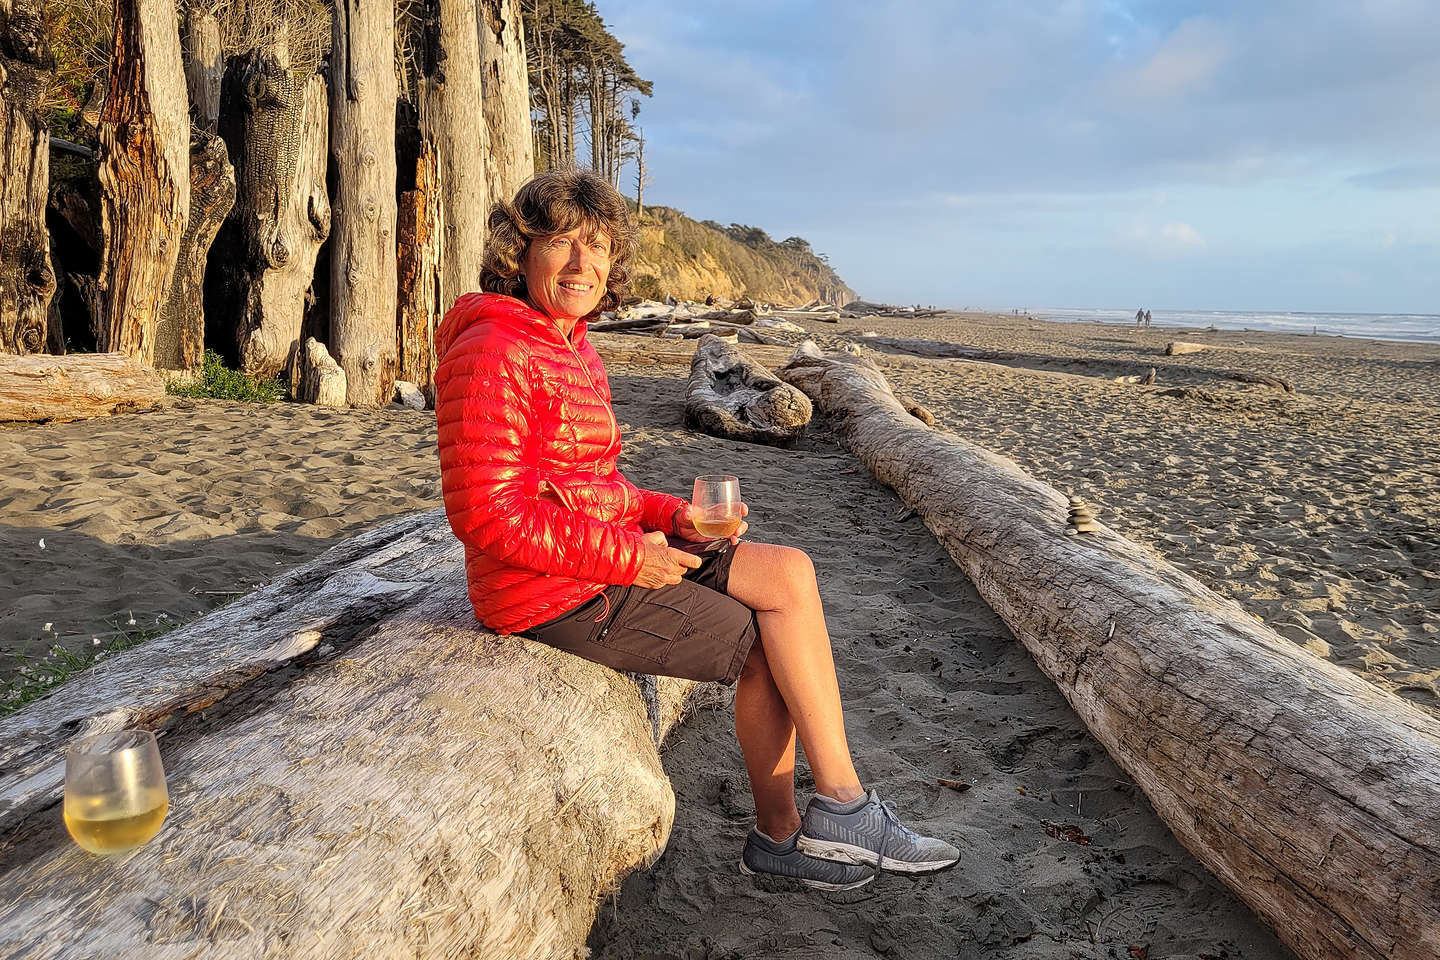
[601,0,1439,313]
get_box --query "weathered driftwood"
[330,0,398,407]
[293,336,346,406]
[589,316,669,333]
[179,9,222,132]
[0,509,695,959]
[1165,340,1207,356]
[0,353,167,422]
[396,136,440,395]
[97,0,190,365]
[479,0,534,204]
[215,51,331,380]
[589,333,793,372]
[685,333,811,445]
[778,344,1440,960]
[419,0,488,314]
[155,130,235,374]
[0,0,57,354]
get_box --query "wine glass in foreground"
[692,475,742,539]
[64,729,169,855]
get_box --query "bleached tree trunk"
[215,49,331,379]
[0,0,57,355]
[154,131,234,374]
[0,353,167,422]
[479,0,534,199]
[396,140,440,396]
[179,9,222,133]
[779,345,1440,960]
[418,0,487,315]
[330,0,398,407]
[96,0,191,365]
[0,510,692,959]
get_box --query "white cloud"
[1105,17,1232,102]
[1120,220,1207,257]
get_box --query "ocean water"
[1031,308,1440,344]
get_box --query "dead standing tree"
[214,46,330,379]
[96,0,190,365]
[330,0,398,407]
[479,0,533,202]
[417,0,488,317]
[0,0,57,355]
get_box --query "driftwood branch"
[0,354,168,422]
[0,510,694,959]
[685,334,811,444]
[778,343,1440,960]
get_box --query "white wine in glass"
[64,729,168,855]
[692,475,742,539]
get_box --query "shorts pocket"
[599,592,686,665]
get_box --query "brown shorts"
[522,538,758,685]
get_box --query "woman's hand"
[633,531,703,588]
[675,502,750,544]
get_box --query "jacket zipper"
[561,330,628,521]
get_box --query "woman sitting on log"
[433,169,959,890]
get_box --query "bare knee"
[774,546,817,604]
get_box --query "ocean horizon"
[1021,307,1440,344]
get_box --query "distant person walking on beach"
[1136,308,1145,330]
[1144,309,1152,329]
[433,169,960,892]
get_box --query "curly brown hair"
[481,168,638,317]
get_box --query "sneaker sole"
[738,858,875,891]
[795,836,960,874]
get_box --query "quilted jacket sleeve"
[634,487,689,534]
[436,330,647,584]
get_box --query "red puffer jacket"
[433,292,687,633]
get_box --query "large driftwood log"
[685,333,811,445]
[0,353,167,422]
[154,131,235,374]
[0,0,57,354]
[97,0,190,365]
[478,0,533,202]
[778,344,1440,960]
[330,0,398,407]
[215,51,331,380]
[0,510,694,959]
[293,335,346,406]
[396,136,440,395]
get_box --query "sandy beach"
[3,312,1436,956]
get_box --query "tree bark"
[684,333,811,445]
[97,0,191,365]
[418,0,488,315]
[154,131,234,374]
[0,509,692,959]
[778,344,1440,960]
[478,0,534,201]
[0,352,167,422]
[180,9,222,133]
[396,140,440,396]
[0,0,57,355]
[329,0,398,407]
[215,51,331,379]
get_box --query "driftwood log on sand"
[686,333,811,444]
[0,509,693,959]
[778,343,1440,960]
[0,353,167,422]
[1165,340,1208,355]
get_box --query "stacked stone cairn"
[1066,496,1101,536]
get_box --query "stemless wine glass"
[63,729,169,855]
[692,475,742,539]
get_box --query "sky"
[601,0,1440,314]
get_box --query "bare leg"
[727,541,862,834]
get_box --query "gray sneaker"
[797,790,960,874]
[739,827,876,891]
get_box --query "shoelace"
[864,796,917,883]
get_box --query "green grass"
[2,617,168,716]
[167,350,285,403]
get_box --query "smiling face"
[521,226,613,328]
